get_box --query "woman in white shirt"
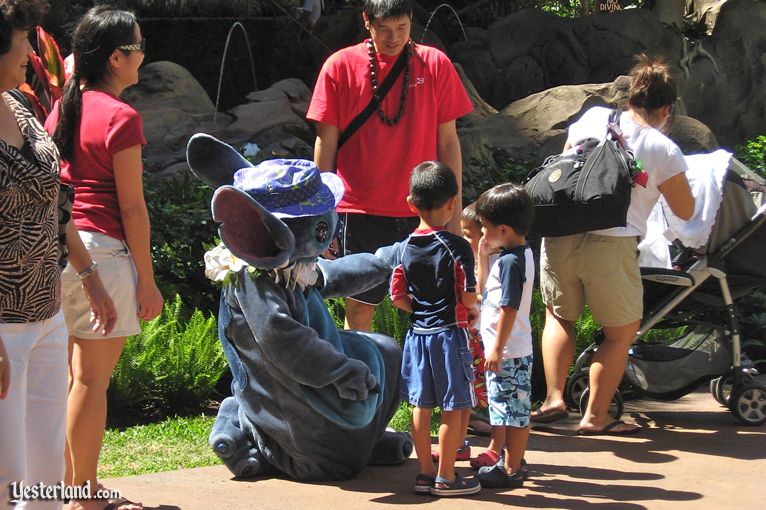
[532,55,694,435]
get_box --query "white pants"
[0,311,68,509]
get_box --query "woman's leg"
[67,336,139,510]
[579,321,639,433]
[537,308,576,413]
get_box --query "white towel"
[639,149,731,267]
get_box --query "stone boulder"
[124,62,316,180]
[122,61,218,178]
[452,0,763,152]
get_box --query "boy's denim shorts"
[400,327,477,411]
[487,354,533,428]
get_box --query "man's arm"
[437,120,462,234]
[314,122,339,172]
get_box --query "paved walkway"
[105,389,766,509]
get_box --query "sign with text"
[596,0,622,13]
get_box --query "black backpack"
[524,109,639,237]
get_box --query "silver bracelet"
[77,261,98,280]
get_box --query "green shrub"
[734,134,766,178]
[145,173,219,317]
[108,295,227,423]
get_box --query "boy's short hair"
[461,202,481,226]
[362,0,413,21]
[475,184,535,236]
[409,161,458,211]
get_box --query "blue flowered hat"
[233,159,344,218]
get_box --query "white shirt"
[566,106,688,238]
[481,245,534,359]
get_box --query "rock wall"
[452,0,765,148]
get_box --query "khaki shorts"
[61,231,141,339]
[540,233,642,327]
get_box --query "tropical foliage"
[108,295,227,423]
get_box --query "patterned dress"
[0,93,63,323]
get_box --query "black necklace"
[367,39,411,126]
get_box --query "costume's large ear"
[187,133,253,188]
[212,186,295,269]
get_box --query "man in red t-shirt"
[307,0,473,331]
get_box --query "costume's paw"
[334,360,377,401]
[368,431,413,466]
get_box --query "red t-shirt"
[307,42,473,217]
[45,90,146,240]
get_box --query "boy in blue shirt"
[475,184,535,489]
[390,161,481,497]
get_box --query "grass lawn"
[100,415,219,478]
[99,403,439,478]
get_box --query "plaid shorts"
[487,354,533,428]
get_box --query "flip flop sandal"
[577,420,640,436]
[530,407,569,423]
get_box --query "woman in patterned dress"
[0,1,116,508]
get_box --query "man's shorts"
[540,233,642,327]
[61,231,141,339]
[339,213,419,305]
[487,354,533,428]
[400,327,477,411]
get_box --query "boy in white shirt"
[475,184,535,488]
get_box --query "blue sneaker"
[430,473,481,497]
[478,464,525,489]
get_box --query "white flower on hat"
[204,242,247,282]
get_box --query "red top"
[45,90,146,240]
[307,42,473,217]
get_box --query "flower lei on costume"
[204,242,318,290]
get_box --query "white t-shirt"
[566,106,688,238]
[480,245,534,360]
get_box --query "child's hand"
[478,236,499,258]
[467,306,479,325]
[485,348,502,374]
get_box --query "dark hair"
[51,6,137,160]
[461,202,480,226]
[0,0,48,55]
[627,54,677,111]
[409,161,458,211]
[475,183,535,236]
[362,0,413,21]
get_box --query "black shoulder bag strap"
[337,48,408,150]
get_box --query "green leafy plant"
[734,135,766,178]
[145,173,218,317]
[108,295,227,423]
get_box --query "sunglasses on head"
[117,38,146,53]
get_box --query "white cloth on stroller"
[638,149,731,267]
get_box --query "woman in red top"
[46,6,162,510]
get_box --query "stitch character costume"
[186,134,412,481]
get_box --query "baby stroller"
[564,155,766,426]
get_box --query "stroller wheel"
[565,371,589,410]
[710,377,723,404]
[715,374,735,406]
[729,382,766,426]
[579,387,624,420]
